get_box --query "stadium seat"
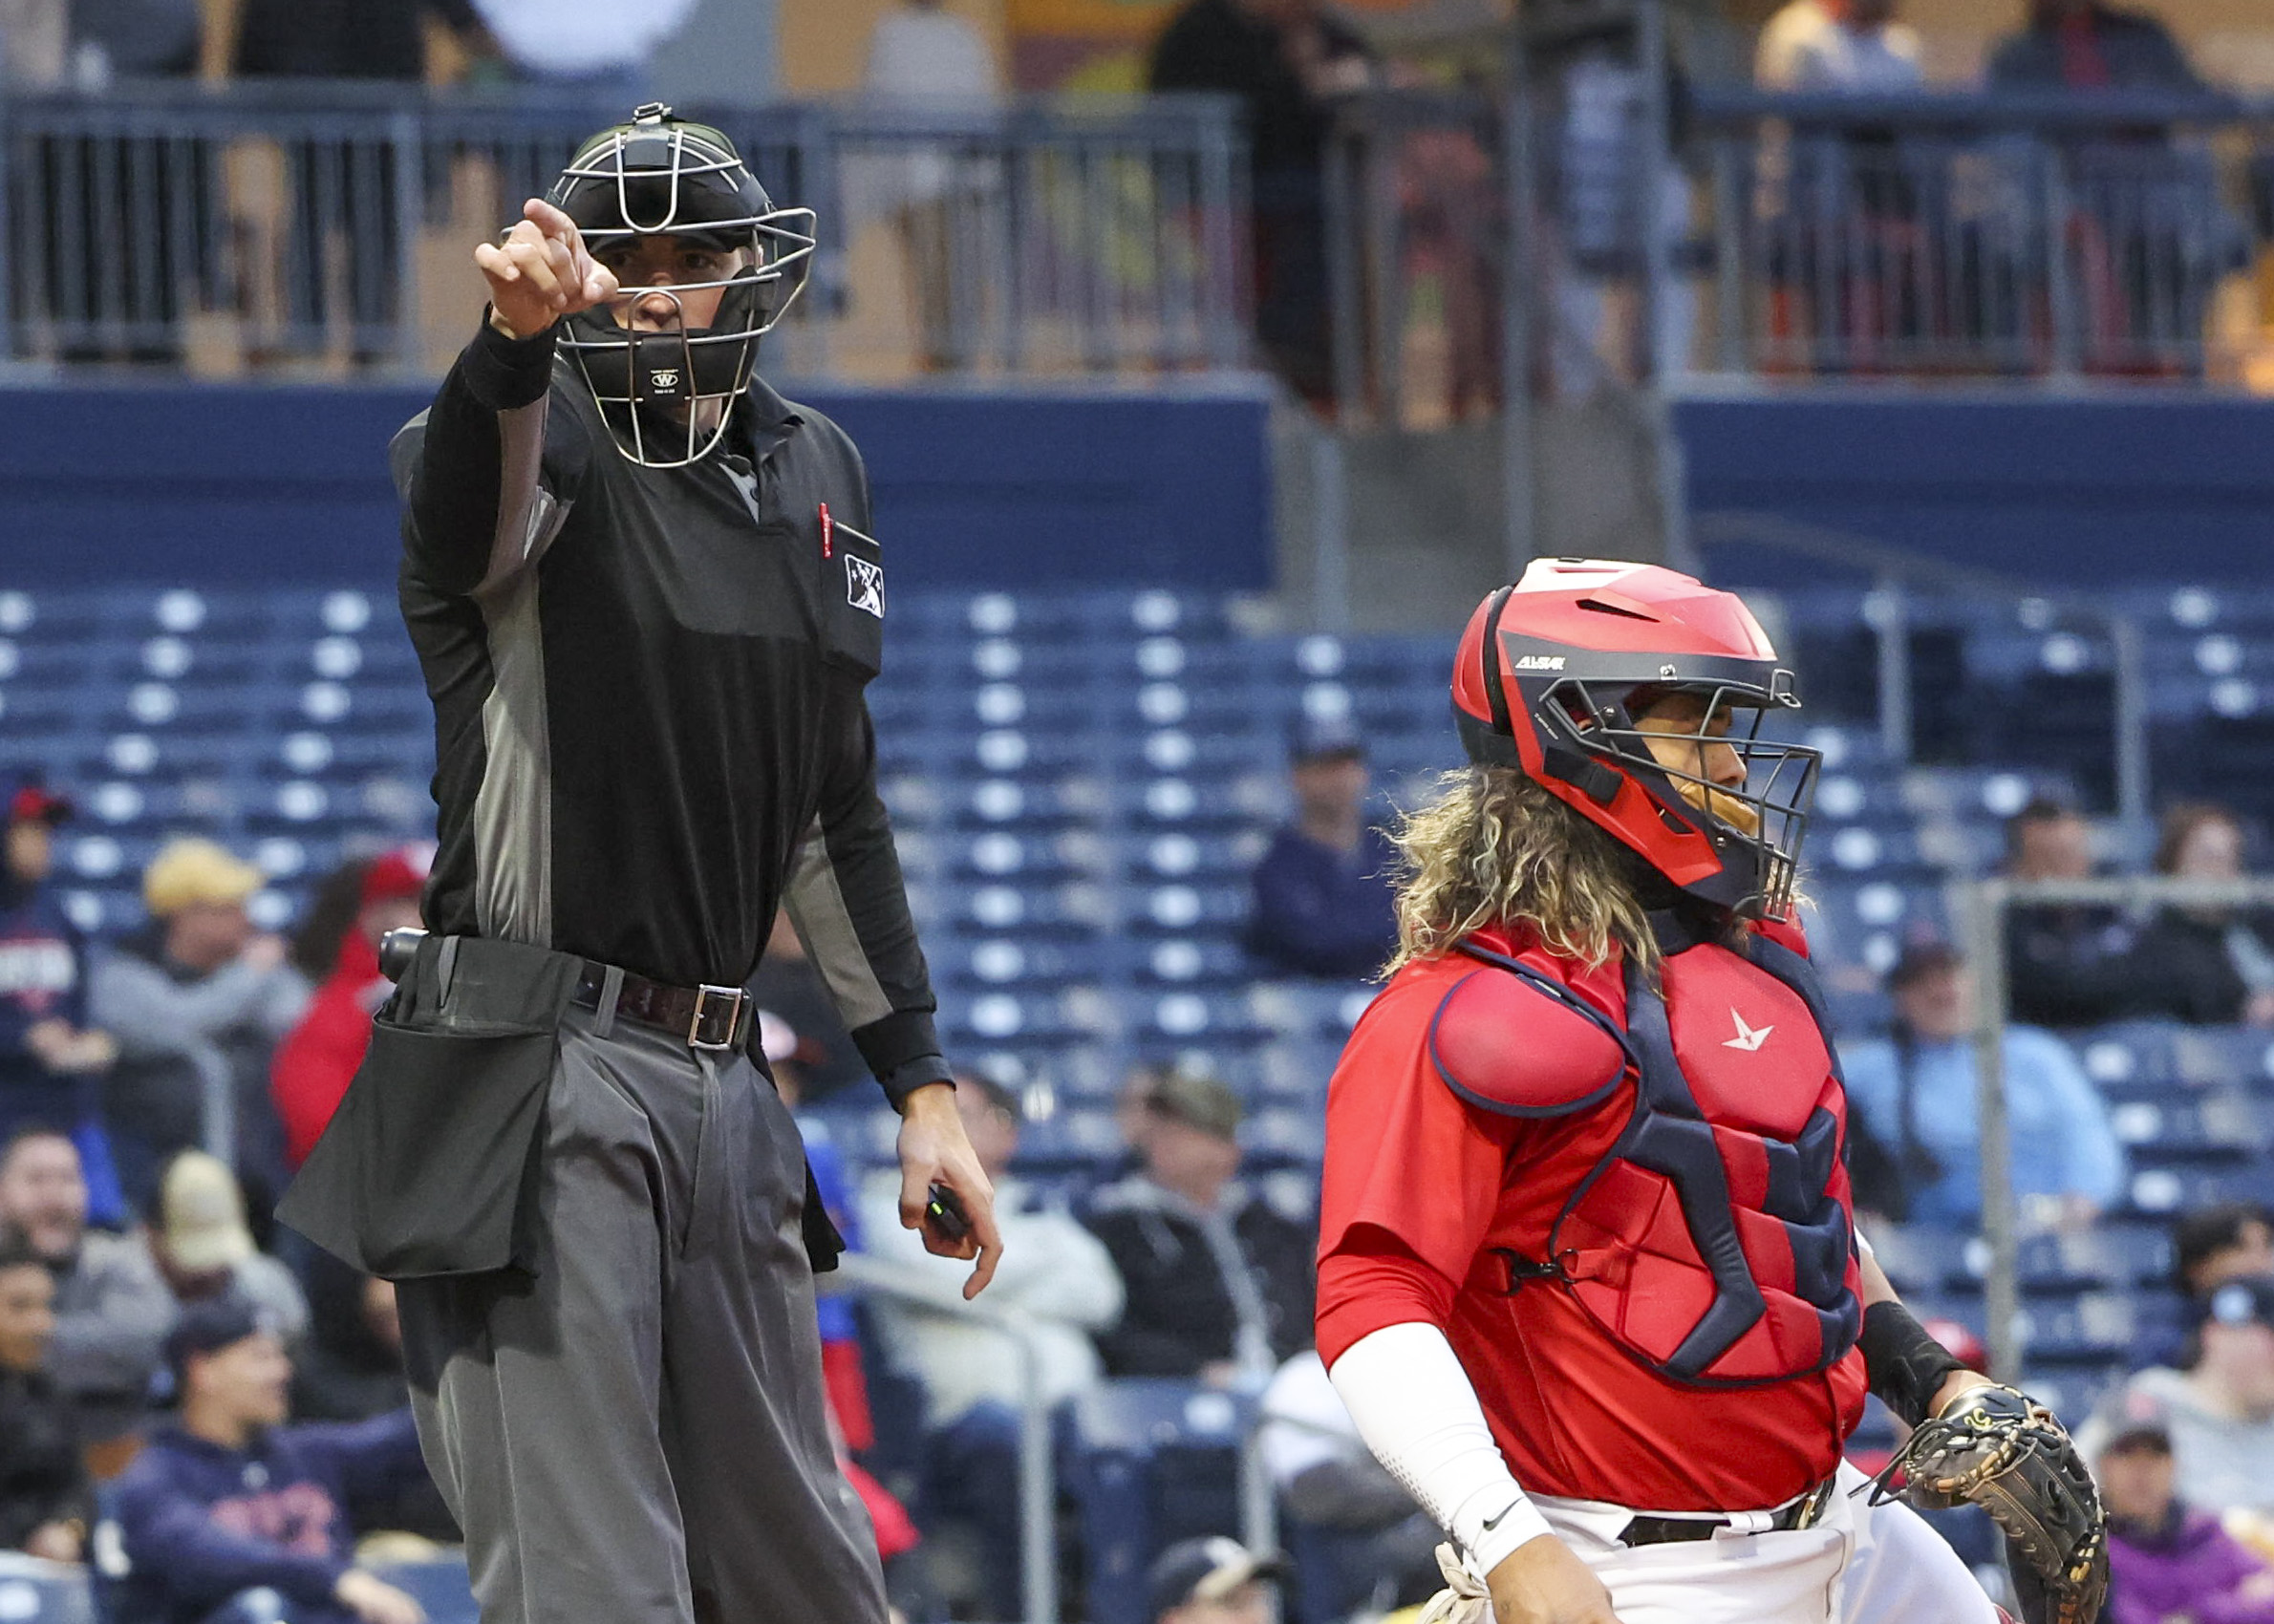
[1069,1380,1258,1624]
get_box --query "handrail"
[1694,512,2151,825]
[826,1250,1279,1623]
[1960,876,2274,1384]
[1684,85,2261,131]
[0,83,1250,382]
[827,1252,1060,1624]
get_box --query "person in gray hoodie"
[91,838,306,1213]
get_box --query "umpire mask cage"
[1451,558,1820,920]
[547,103,816,468]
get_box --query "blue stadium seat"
[1070,1380,1257,1624]
[1865,1225,1971,1294]
[2107,1090,2268,1164]
[0,1557,95,1624]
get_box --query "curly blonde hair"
[1384,767,1660,977]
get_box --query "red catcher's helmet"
[1452,558,1819,918]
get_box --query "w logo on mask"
[846,555,884,618]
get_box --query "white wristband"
[1327,1322,1555,1575]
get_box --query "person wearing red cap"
[1312,563,2091,1623]
[0,781,124,1226]
[269,850,431,1170]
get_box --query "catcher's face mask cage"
[547,104,817,468]
[1536,673,1818,921]
[1452,566,1822,920]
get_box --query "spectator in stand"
[2082,1275,2274,1518]
[1149,0,1377,403]
[0,0,65,83]
[2136,1201,2274,1374]
[290,1254,457,1542]
[1085,1069,1316,1383]
[114,1297,431,1624]
[1986,0,2201,93]
[1247,717,1398,980]
[146,1152,308,1348]
[0,1233,91,1563]
[749,912,868,1102]
[859,1070,1123,1620]
[0,782,124,1225]
[2092,1387,2274,1624]
[862,0,1001,374]
[231,0,498,369]
[271,848,429,1171]
[469,0,693,99]
[1987,1,2220,377]
[93,838,307,1211]
[0,1127,172,1442]
[2180,1204,2274,1298]
[1257,1348,1440,1613]
[1755,0,1922,91]
[292,1255,407,1426]
[1149,1537,1288,1624]
[2004,797,2139,1029]
[2126,803,2274,1027]
[1752,0,1925,374]
[1838,941,2123,1229]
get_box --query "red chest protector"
[1431,923,1861,1388]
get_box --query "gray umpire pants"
[396,1003,888,1624]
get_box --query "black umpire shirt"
[390,318,946,1102]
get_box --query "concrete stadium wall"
[0,379,1275,591]
[1679,393,2274,589]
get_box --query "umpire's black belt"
[378,929,756,1054]
[1617,1475,1838,1547]
[570,961,754,1052]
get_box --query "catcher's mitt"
[1873,1382,2109,1624]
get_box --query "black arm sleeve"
[782,701,949,1109]
[1858,1299,1971,1427]
[395,317,590,597]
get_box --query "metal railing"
[828,1252,1062,1623]
[826,1251,1277,1624]
[1696,511,2153,825]
[1313,79,2274,406]
[0,83,1250,380]
[1684,87,2274,382]
[1962,875,2274,1382]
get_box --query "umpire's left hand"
[894,1083,1003,1297]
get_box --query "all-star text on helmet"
[1452,558,1821,919]
[546,102,816,467]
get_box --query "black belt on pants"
[1617,1475,1838,1547]
[569,960,754,1053]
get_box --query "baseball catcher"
[1313,559,2106,1624]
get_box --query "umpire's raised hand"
[475,198,618,339]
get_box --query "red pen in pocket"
[818,502,834,560]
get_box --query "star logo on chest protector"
[1723,1009,1775,1052]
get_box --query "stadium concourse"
[5,576,2274,1617]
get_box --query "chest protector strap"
[1453,932,1861,1389]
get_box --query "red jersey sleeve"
[1316,961,1525,1361]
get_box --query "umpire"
[281,104,1001,1624]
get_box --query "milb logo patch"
[845,554,885,618]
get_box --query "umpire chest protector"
[1432,921,1862,1387]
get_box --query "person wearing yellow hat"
[142,1151,309,1345]
[90,839,308,1213]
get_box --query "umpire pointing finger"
[280,103,999,1624]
